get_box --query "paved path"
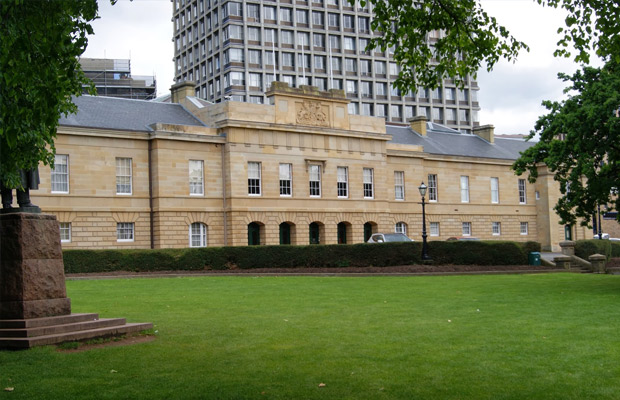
[541,252,563,261]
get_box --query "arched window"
[189,223,207,247]
[395,222,407,235]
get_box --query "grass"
[2,273,620,399]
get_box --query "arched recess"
[279,221,297,245]
[363,221,378,242]
[337,221,352,244]
[309,221,325,244]
[248,221,265,245]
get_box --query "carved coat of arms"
[296,101,328,127]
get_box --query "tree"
[512,60,620,226]
[358,0,620,92]
[0,0,99,189]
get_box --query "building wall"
[30,86,572,251]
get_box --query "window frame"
[460,175,469,203]
[59,222,71,243]
[279,163,293,197]
[492,221,501,236]
[363,167,374,199]
[395,222,407,235]
[394,171,405,200]
[189,160,204,196]
[518,179,527,204]
[116,157,133,195]
[248,161,262,196]
[116,222,135,242]
[462,222,472,236]
[491,177,499,204]
[520,222,529,235]
[428,174,438,202]
[430,222,440,237]
[189,222,207,247]
[337,166,348,198]
[51,154,70,194]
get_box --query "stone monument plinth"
[0,213,153,349]
[0,213,71,319]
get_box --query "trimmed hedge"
[63,240,541,274]
[575,240,620,260]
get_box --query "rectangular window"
[430,222,440,237]
[337,166,348,198]
[59,222,71,243]
[328,12,339,28]
[248,162,261,195]
[460,176,469,203]
[189,160,204,195]
[520,222,529,235]
[462,222,472,236]
[363,168,374,199]
[492,221,501,236]
[51,154,69,193]
[309,165,321,197]
[117,222,134,242]
[518,179,527,204]
[394,171,404,200]
[263,6,276,20]
[491,177,499,204]
[427,174,437,202]
[116,157,132,195]
[280,7,292,22]
[312,11,324,25]
[279,163,292,196]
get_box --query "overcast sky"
[82,0,591,135]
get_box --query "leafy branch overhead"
[358,0,620,92]
[0,0,100,188]
[358,0,528,91]
[513,60,620,226]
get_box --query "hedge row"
[62,240,541,273]
[575,240,620,260]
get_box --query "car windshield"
[383,233,412,242]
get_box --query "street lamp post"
[598,203,603,239]
[418,182,432,262]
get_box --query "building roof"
[59,95,206,132]
[387,123,534,160]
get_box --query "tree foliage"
[0,0,99,188]
[513,60,620,225]
[359,0,528,91]
[545,0,620,64]
[359,0,620,92]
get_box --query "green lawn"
[2,274,620,399]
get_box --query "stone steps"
[0,313,153,350]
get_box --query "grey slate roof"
[59,95,206,132]
[387,123,534,160]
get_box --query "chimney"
[170,81,196,104]
[408,116,427,136]
[473,124,495,143]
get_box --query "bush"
[575,240,620,260]
[62,240,539,274]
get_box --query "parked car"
[446,236,480,241]
[593,233,610,239]
[367,233,413,243]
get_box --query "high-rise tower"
[172,0,480,132]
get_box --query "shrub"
[575,240,620,260]
[62,240,539,273]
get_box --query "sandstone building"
[30,82,588,251]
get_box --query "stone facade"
[28,83,589,251]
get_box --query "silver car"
[367,233,413,243]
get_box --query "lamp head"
[418,182,427,197]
